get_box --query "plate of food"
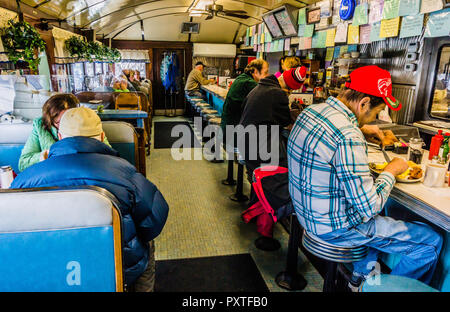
[369,161,424,183]
[88,99,103,104]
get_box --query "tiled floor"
[147,116,323,292]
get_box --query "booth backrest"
[0,186,123,291]
[74,92,115,109]
[0,121,138,173]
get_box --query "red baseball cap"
[344,65,402,111]
[283,66,307,90]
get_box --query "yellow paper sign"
[249,27,253,36]
[260,33,265,44]
[380,17,401,38]
[347,24,359,44]
[326,28,336,47]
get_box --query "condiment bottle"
[438,133,450,161]
[429,130,444,160]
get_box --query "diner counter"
[368,148,450,232]
[201,85,228,101]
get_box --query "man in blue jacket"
[11,107,169,292]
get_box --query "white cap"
[59,107,103,138]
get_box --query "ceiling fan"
[191,1,250,20]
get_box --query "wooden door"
[153,48,188,112]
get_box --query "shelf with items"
[300,59,320,87]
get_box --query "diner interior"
[0,0,449,293]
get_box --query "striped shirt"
[287,96,395,235]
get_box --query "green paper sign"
[353,3,369,26]
[382,0,400,20]
[304,24,315,37]
[399,0,421,16]
[298,8,307,25]
[370,22,386,42]
[400,14,424,38]
[298,24,305,37]
[325,47,334,61]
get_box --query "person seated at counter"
[237,66,307,251]
[112,79,130,93]
[287,65,443,288]
[184,61,215,98]
[221,59,269,145]
[18,94,112,172]
[11,107,169,292]
[274,56,301,79]
[121,70,137,92]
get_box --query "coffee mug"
[423,164,447,187]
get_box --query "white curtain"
[119,49,150,62]
[52,27,84,64]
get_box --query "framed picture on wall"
[307,8,321,24]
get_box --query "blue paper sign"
[399,0,421,16]
[425,8,450,38]
[370,22,386,42]
[333,46,341,59]
[298,24,306,37]
[400,14,424,38]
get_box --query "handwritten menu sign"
[399,0,420,16]
[380,17,401,38]
[298,8,307,25]
[369,0,384,24]
[263,14,283,38]
[347,24,360,44]
[382,0,400,20]
[275,9,297,36]
[353,3,369,26]
[325,47,335,61]
[360,25,372,44]
[425,8,450,37]
[400,14,424,38]
[335,22,348,43]
[370,22,386,41]
[304,24,315,37]
[307,8,321,24]
[420,0,444,14]
[326,28,336,47]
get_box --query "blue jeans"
[317,215,443,285]
[185,90,204,98]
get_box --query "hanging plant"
[64,35,121,63]
[64,36,88,61]
[1,19,46,72]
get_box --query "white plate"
[369,163,425,183]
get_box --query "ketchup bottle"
[429,130,444,160]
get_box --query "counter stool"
[275,214,307,291]
[302,230,368,292]
[229,148,249,202]
[360,274,439,292]
[206,117,224,163]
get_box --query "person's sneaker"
[347,265,382,292]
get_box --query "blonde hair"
[283,56,301,70]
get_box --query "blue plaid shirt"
[287,96,395,235]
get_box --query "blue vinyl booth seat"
[0,121,138,173]
[0,186,124,292]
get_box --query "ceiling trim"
[94,6,189,31]
[108,11,251,39]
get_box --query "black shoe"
[254,236,281,251]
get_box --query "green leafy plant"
[1,19,46,71]
[64,35,121,63]
[64,36,87,61]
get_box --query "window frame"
[427,44,450,121]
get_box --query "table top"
[368,148,450,231]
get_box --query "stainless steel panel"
[391,84,417,124]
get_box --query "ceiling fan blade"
[222,12,250,19]
[223,10,248,14]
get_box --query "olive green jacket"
[19,117,110,172]
[220,73,257,130]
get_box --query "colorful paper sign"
[370,22,386,41]
[325,28,336,47]
[400,14,424,38]
[360,25,372,44]
[347,24,359,44]
[335,22,348,43]
[333,46,341,59]
[382,0,400,20]
[284,38,291,51]
[298,24,305,37]
[325,47,334,61]
[347,45,358,52]
[304,24,315,37]
[304,37,312,49]
[425,8,450,38]
[340,45,348,56]
[369,0,384,24]
[298,8,307,25]
[353,3,369,26]
[319,0,332,18]
[420,0,444,14]
[399,0,420,16]
[380,17,401,38]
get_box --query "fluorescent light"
[189,13,203,17]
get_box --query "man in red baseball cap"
[288,65,443,290]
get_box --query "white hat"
[59,107,103,138]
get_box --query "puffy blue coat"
[11,137,169,286]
